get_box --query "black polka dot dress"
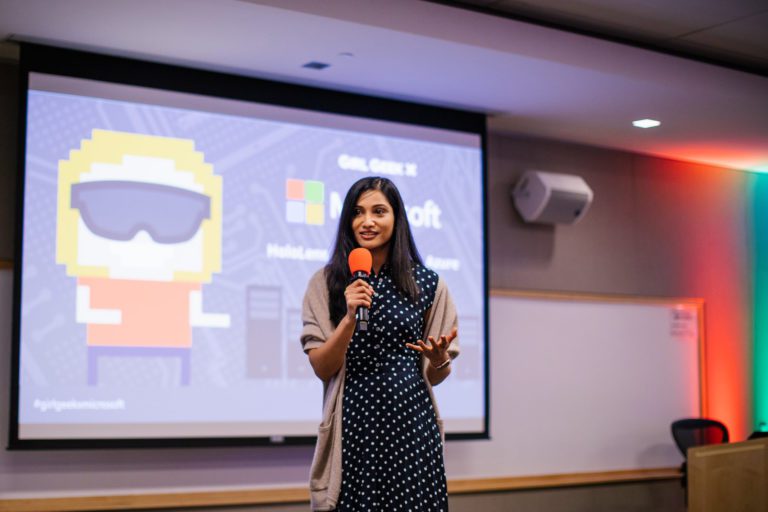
[337,263,448,511]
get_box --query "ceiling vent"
[302,61,330,70]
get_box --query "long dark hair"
[325,177,423,326]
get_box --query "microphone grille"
[348,248,372,274]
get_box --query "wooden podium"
[688,437,768,512]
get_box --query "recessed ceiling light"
[632,119,661,128]
[302,61,330,70]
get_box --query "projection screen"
[10,44,488,448]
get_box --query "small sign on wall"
[671,305,699,341]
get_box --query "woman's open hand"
[406,326,458,368]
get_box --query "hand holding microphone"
[347,248,373,332]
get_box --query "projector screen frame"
[9,43,489,450]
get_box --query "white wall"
[0,62,753,499]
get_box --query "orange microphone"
[348,248,372,332]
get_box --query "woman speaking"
[301,176,459,511]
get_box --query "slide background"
[17,85,485,438]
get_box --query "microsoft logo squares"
[286,179,324,225]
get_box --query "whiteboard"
[445,291,703,478]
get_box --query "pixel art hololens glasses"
[71,181,211,244]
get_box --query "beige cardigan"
[300,268,460,511]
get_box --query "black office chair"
[670,418,729,505]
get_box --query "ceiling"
[441,0,768,75]
[0,0,766,172]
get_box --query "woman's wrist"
[430,357,451,370]
[335,315,357,344]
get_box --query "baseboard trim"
[0,468,681,511]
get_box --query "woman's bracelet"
[431,357,451,370]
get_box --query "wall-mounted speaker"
[511,171,593,224]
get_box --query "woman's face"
[351,189,395,256]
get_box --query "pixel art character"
[56,130,229,385]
